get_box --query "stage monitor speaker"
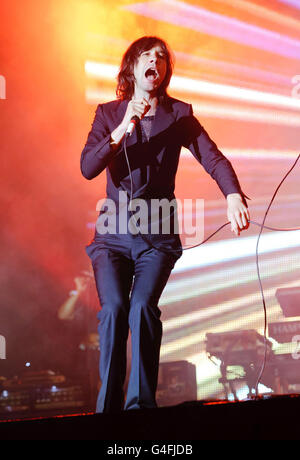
[156,360,197,407]
[276,287,300,317]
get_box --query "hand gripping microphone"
[126,115,140,137]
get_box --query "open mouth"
[145,68,158,82]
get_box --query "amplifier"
[268,321,300,343]
[0,388,31,414]
[34,384,86,411]
[0,383,86,417]
[156,360,197,407]
[276,287,300,317]
[267,353,300,384]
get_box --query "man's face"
[133,45,168,96]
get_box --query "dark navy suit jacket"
[80,96,247,254]
[80,96,246,201]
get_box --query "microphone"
[126,115,140,137]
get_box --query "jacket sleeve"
[183,104,249,204]
[80,104,121,180]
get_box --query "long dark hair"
[116,36,174,100]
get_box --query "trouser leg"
[125,248,179,410]
[92,248,134,413]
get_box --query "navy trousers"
[89,232,181,413]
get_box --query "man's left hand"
[227,193,250,236]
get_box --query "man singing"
[80,36,249,413]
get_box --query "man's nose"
[149,54,158,63]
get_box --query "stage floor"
[1,394,300,440]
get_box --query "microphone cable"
[124,133,300,398]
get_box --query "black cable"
[253,153,300,398]
[124,134,300,398]
[124,135,300,250]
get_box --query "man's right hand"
[123,98,150,126]
[110,98,150,148]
